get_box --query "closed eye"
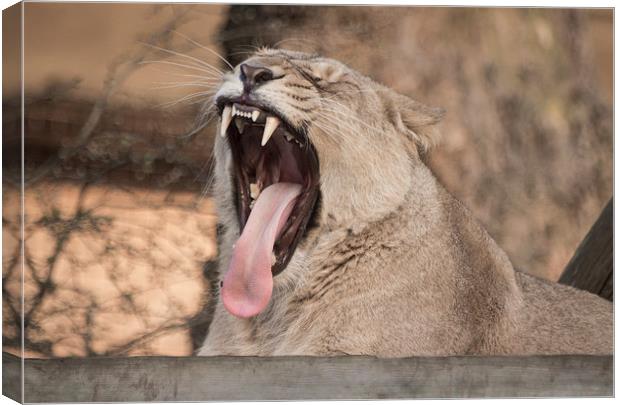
[286,61,322,87]
[303,70,322,84]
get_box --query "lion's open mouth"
[216,97,320,318]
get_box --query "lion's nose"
[240,64,274,92]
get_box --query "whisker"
[152,82,219,90]
[311,119,339,141]
[272,37,319,50]
[199,156,217,202]
[185,97,218,107]
[234,44,262,51]
[158,90,217,108]
[227,50,253,58]
[139,41,224,76]
[139,60,222,76]
[171,30,234,70]
[320,105,365,128]
[227,44,263,58]
[313,111,368,153]
[155,77,221,84]
[196,132,219,201]
[165,72,222,80]
[152,77,220,86]
[321,99,382,133]
[314,112,355,136]
[182,110,216,140]
[137,65,220,84]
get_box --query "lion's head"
[211,49,443,318]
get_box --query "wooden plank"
[559,198,613,300]
[2,352,612,401]
[2,353,22,402]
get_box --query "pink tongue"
[222,182,302,318]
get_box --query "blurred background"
[2,3,612,358]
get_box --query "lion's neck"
[318,160,440,232]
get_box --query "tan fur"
[198,49,612,357]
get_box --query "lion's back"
[508,271,612,355]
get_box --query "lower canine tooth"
[235,117,246,134]
[250,183,260,199]
[261,116,280,146]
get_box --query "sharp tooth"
[250,183,260,199]
[252,110,260,122]
[235,117,246,134]
[232,105,237,116]
[220,105,232,137]
[261,116,280,146]
[285,134,294,142]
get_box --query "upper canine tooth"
[252,110,260,122]
[261,116,280,146]
[232,105,237,116]
[220,105,232,138]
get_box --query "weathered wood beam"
[559,198,613,301]
[2,352,612,402]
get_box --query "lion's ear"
[390,92,445,152]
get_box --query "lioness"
[198,49,612,357]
